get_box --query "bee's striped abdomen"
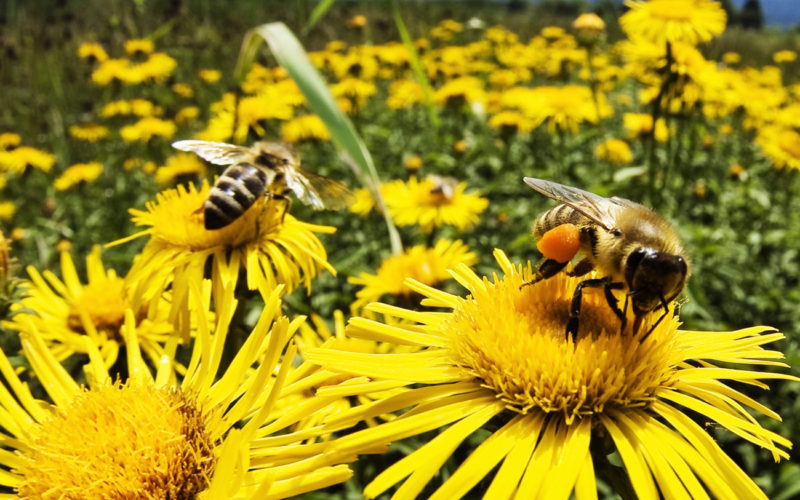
[532,204,586,239]
[204,162,268,230]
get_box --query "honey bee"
[172,140,354,229]
[523,177,689,339]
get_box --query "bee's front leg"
[566,277,624,341]
[520,258,568,289]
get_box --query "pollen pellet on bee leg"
[537,223,580,263]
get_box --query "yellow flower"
[595,138,633,165]
[525,85,611,133]
[773,49,797,64]
[1,146,56,173]
[722,51,741,64]
[111,182,336,335]
[54,161,103,190]
[172,82,194,98]
[77,41,108,61]
[175,105,200,125]
[348,187,378,216]
[331,77,377,110]
[120,117,176,142]
[0,201,15,220]
[382,176,489,233]
[90,58,131,85]
[0,286,355,498]
[756,126,800,170]
[197,93,236,142]
[281,114,331,142]
[621,0,726,46]
[454,139,468,154]
[124,38,154,55]
[347,14,367,28]
[387,79,425,109]
[4,246,177,369]
[404,155,422,171]
[623,112,670,142]
[573,12,606,33]
[68,123,110,142]
[235,93,294,142]
[489,110,535,135]
[199,68,221,83]
[434,76,486,109]
[349,239,477,312]
[0,230,9,284]
[134,52,178,82]
[154,153,207,185]
[0,132,21,148]
[308,250,795,500]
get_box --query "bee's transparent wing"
[523,177,623,232]
[288,170,355,210]
[171,140,253,166]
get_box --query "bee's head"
[624,248,688,314]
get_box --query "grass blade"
[302,0,338,35]
[235,22,402,255]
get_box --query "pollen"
[16,382,216,499]
[537,223,580,263]
[445,264,680,423]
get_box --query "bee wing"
[172,140,253,166]
[287,169,355,210]
[523,177,622,232]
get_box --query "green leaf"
[392,0,440,128]
[302,0,337,36]
[235,22,402,255]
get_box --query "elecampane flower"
[621,0,726,46]
[382,176,488,233]
[53,161,103,190]
[0,286,355,498]
[112,181,336,335]
[4,246,180,369]
[349,239,478,311]
[308,250,795,499]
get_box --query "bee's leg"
[620,293,631,335]
[566,257,594,277]
[566,277,609,340]
[520,258,568,289]
[640,295,669,342]
[602,281,626,331]
[270,193,292,223]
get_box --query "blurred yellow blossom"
[120,117,176,143]
[0,133,21,149]
[773,50,797,64]
[347,14,367,28]
[171,82,193,98]
[69,123,110,142]
[154,153,207,185]
[621,0,726,46]
[198,68,221,83]
[281,114,331,142]
[174,106,200,125]
[54,162,103,190]
[124,38,154,55]
[595,137,633,164]
[77,42,108,62]
[0,202,15,220]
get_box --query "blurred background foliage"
[1,0,799,497]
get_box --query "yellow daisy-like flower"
[199,68,222,83]
[573,12,606,33]
[68,123,110,142]
[281,114,331,142]
[309,250,795,499]
[0,201,16,220]
[525,85,611,134]
[623,112,670,142]
[4,246,177,369]
[382,176,489,233]
[120,117,177,143]
[489,110,535,135]
[154,153,207,185]
[621,0,726,46]
[773,50,797,64]
[349,239,478,311]
[756,126,800,170]
[595,138,633,165]
[722,51,741,64]
[1,146,56,174]
[386,79,425,109]
[347,14,368,29]
[53,161,103,191]
[124,38,154,55]
[112,182,336,334]
[0,286,355,498]
[0,132,21,149]
[175,105,200,125]
[434,76,486,109]
[77,41,108,62]
[172,82,194,98]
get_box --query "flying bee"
[427,175,459,199]
[522,177,689,340]
[172,140,354,230]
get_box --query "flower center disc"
[66,277,129,337]
[445,270,680,423]
[17,383,216,499]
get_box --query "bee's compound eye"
[624,247,648,287]
[612,228,623,237]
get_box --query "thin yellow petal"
[599,414,658,500]
[484,414,546,499]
